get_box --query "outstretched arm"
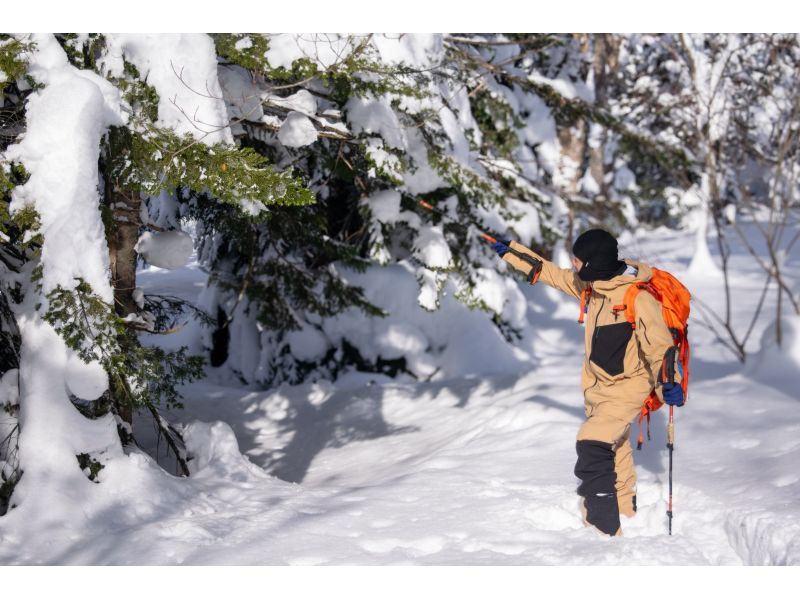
[501,240,588,299]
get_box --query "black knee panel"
[574,440,617,496]
[575,440,620,536]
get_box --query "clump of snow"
[265,34,356,71]
[6,33,124,302]
[101,34,232,144]
[277,111,319,148]
[345,95,406,149]
[416,267,445,312]
[372,34,442,70]
[363,189,418,226]
[364,137,403,181]
[265,89,317,116]
[413,225,452,269]
[217,64,264,123]
[64,354,108,401]
[238,198,267,217]
[529,71,594,103]
[10,316,121,527]
[613,165,637,192]
[0,369,19,406]
[132,287,145,309]
[136,230,194,270]
[183,420,270,481]
[234,36,253,51]
[286,324,330,362]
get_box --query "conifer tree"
[0,33,317,498]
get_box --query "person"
[492,229,685,537]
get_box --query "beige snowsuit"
[502,240,678,520]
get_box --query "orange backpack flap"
[621,268,692,449]
[578,287,592,324]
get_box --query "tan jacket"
[502,240,677,414]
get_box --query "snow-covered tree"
[195,34,699,387]
[0,33,316,516]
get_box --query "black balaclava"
[571,229,627,282]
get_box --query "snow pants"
[574,399,642,535]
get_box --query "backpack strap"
[621,282,661,330]
[637,392,662,450]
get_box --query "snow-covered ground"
[1,221,799,566]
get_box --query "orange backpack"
[579,268,692,449]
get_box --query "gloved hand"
[492,236,512,257]
[662,382,685,407]
[658,346,685,407]
[662,358,685,406]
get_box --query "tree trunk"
[104,179,142,426]
[556,119,587,254]
[588,34,620,218]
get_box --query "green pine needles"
[43,280,204,411]
[104,126,315,210]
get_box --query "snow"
[687,208,723,279]
[265,34,356,71]
[413,225,452,268]
[217,65,264,123]
[9,315,123,534]
[234,37,253,52]
[745,315,800,388]
[136,230,195,270]
[371,34,442,70]
[0,369,19,406]
[345,95,407,149]
[64,354,108,401]
[286,324,330,362]
[101,34,233,144]
[0,36,132,542]
[6,33,124,302]
[1,216,800,566]
[277,111,319,147]
[265,89,318,116]
[528,71,594,103]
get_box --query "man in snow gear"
[494,229,684,537]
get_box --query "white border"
[3,1,800,33]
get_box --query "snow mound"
[136,230,194,270]
[746,315,800,385]
[183,420,270,482]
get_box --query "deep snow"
[2,218,799,566]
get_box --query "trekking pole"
[667,405,675,535]
[415,199,497,244]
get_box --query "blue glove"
[492,236,512,257]
[662,382,685,407]
[660,349,685,407]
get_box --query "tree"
[0,33,316,518]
